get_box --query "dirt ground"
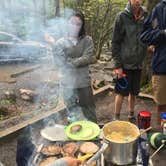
[0,63,59,124]
[0,62,165,166]
[0,93,166,166]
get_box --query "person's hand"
[147,45,155,56]
[114,68,123,78]
[63,157,80,166]
[44,33,55,44]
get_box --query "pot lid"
[139,111,151,117]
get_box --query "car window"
[0,33,20,42]
[0,34,13,42]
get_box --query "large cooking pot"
[86,121,140,165]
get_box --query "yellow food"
[106,131,135,143]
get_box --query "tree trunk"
[33,0,38,14]
[62,0,65,9]
[55,0,60,17]
[42,0,46,25]
[7,0,13,17]
[76,0,83,6]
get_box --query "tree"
[42,0,47,25]
[33,0,38,14]
[76,0,126,58]
[55,0,60,17]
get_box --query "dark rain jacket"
[140,0,166,74]
[111,3,147,70]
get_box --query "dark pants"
[115,69,141,96]
[16,126,35,166]
[63,86,97,123]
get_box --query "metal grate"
[32,140,103,166]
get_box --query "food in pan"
[62,142,79,157]
[41,145,61,156]
[80,142,99,154]
[38,157,57,166]
[106,131,135,143]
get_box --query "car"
[0,31,49,63]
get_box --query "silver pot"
[103,137,138,165]
[86,121,140,166]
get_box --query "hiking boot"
[128,115,136,124]
[113,114,120,121]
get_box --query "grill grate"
[32,140,103,166]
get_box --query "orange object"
[114,69,126,78]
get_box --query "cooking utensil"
[33,144,44,164]
[139,126,152,136]
[150,140,166,159]
[149,132,166,149]
[40,124,68,141]
[65,121,100,140]
[86,121,150,165]
[78,153,94,162]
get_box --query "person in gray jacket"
[52,11,97,122]
[111,0,147,120]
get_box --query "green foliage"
[0,114,4,121]
[0,99,15,105]
[74,0,127,58]
[141,82,153,94]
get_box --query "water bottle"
[161,112,166,126]
[138,130,150,166]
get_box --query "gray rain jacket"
[53,36,96,88]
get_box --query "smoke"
[0,1,88,165]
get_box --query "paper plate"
[65,121,100,140]
[40,124,68,141]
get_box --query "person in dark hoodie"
[111,0,147,120]
[140,0,166,124]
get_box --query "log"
[0,101,65,138]
[108,84,154,100]
[10,65,41,78]
[93,85,111,96]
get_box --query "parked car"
[0,31,48,63]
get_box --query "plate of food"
[65,121,100,141]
